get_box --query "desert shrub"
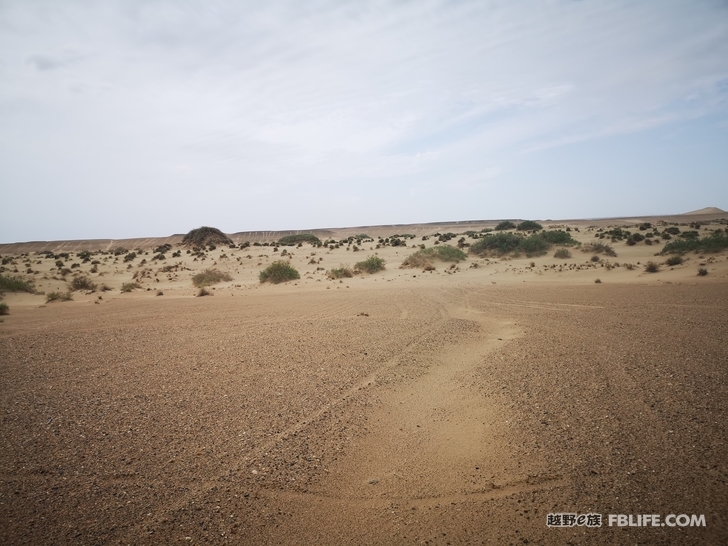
[260,261,300,283]
[156,290,164,296]
[518,235,550,257]
[638,222,652,231]
[0,274,35,294]
[630,233,645,243]
[123,252,137,262]
[197,287,211,296]
[582,242,617,257]
[517,220,543,231]
[665,256,684,266]
[355,255,386,273]
[644,262,660,273]
[120,282,141,293]
[470,232,523,256]
[400,251,433,269]
[328,266,354,279]
[192,269,233,287]
[540,230,577,245]
[46,291,73,303]
[665,226,680,235]
[278,234,321,246]
[590,255,601,262]
[697,268,708,276]
[495,220,516,231]
[154,243,172,254]
[182,226,233,247]
[661,232,672,240]
[679,230,699,240]
[0,302,8,315]
[554,248,572,259]
[594,278,602,284]
[661,231,728,254]
[69,276,96,291]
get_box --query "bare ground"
[1,278,727,545]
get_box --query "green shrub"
[494,220,516,231]
[661,232,728,254]
[554,248,572,259]
[469,232,523,256]
[355,255,386,274]
[123,252,137,262]
[644,262,660,273]
[69,276,96,291]
[518,235,550,257]
[665,256,683,266]
[516,220,543,231]
[540,230,577,245]
[0,302,8,315]
[259,261,300,283]
[0,274,36,294]
[192,268,233,287]
[182,226,233,247]
[278,234,321,246]
[46,291,73,303]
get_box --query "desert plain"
[1,209,727,545]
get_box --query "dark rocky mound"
[182,227,233,247]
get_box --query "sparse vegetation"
[644,262,660,273]
[278,234,321,246]
[259,261,300,284]
[661,231,728,255]
[554,248,572,259]
[581,242,617,257]
[182,226,233,247]
[0,274,36,294]
[516,220,543,231]
[355,255,386,274]
[494,221,516,231]
[69,276,96,291]
[121,282,142,293]
[0,302,9,315]
[46,291,73,303]
[197,287,211,297]
[697,268,708,276]
[401,245,467,268]
[469,232,551,257]
[192,269,233,287]
[328,266,354,279]
[665,256,684,266]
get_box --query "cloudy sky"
[1,0,727,242]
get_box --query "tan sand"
[1,213,727,544]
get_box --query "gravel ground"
[1,280,726,545]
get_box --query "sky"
[1,0,727,242]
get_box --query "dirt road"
[1,280,726,544]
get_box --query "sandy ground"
[1,215,727,544]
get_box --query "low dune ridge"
[1,212,727,545]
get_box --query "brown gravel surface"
[1,279,727,545]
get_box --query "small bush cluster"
[661,231,728,255]
[469,231,564,257]
[328,266,354,279]
[581,242,617,257]
[665,256,684,266]
[46,291,73,303]
[69,276,96,291]
[554,248,572,259]
[0,274,36,294]
[494,221,516,231]
[355,256,386,274]
[516,220,543,231]
[260,261,300,284]
[192,269,233,287]
[0,302,9,315]
[121,282,142,293]
[644,262,660,273]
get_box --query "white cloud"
[1,0,727,240]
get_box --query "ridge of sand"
[683,206,726,215]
